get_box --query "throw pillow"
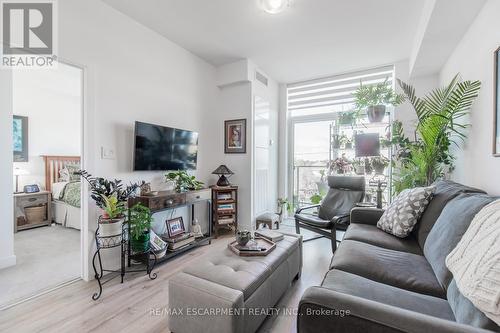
[446,199,500,326]
[377,186,435,238]
[59,168,70,182]
[66,164,81,182]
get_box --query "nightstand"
[14,191,52,232]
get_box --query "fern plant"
[393,74,481,193]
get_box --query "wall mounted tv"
[133,121,199,171]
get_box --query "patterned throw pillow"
[66,164,81,182]
[377,186,435,238]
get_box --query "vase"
[236,230,252,246]
[367,105,386,123]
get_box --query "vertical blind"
[287,65,395,113]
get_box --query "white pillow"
[377,186,435,238]
[446,199,500,325]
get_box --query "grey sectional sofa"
[298,180,500,333]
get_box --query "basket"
[25,205,47,223]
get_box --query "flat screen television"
[133,121,198,171]
[355,133,380,157]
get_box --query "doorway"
[1,61,84,308]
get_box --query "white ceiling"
[103,0,425,83]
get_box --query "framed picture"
[13,115,28,162]
[224,119,246,154]
[166,217,185,238]
[494,47,500,157]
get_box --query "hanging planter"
[366,105,387,123]
[353,79,404,123]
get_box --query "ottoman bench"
[168,233,302,333]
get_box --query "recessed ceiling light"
[259,0,289,14]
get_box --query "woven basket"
[25,205,47,223]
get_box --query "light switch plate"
[101,147,115,160]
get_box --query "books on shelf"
[218,203,234,211]
[217,193,232,200]
[218,217,235,225]
[255,230,284,242]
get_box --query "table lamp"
[13,167,29,193]
[212,165,233,187]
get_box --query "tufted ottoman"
[168,233,302,333]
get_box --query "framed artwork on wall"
[494,47,500,157]
[13,115,28,162]
[224,119,246,154]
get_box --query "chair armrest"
[295,204,321,214]
[298,286,489,333]
[350,207,384,226]
[331,213,350,224]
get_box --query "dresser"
[14,191,52,232]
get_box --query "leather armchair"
[295,176,365,252]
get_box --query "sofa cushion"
[322,269,455,321]
[295,213,332,229]
[447,280,500,332]
[377,186,435,238]
[330,240,445,298]
[344,223,422,255]
[423,193,496,290]
[414,180,485,249]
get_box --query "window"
[287,66,394,207]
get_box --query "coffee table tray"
[228,237,276,256]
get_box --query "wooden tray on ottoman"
[228,237,276,256]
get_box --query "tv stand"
[128,188,212,266]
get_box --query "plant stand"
[91,216,157,301]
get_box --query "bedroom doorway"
[2,61,84,308]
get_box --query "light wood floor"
[0,229,333,333]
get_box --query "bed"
[43,155,81,230]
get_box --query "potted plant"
[276,198,293,223]
[392,74,481,194]
[315,169,329,194]
[165,170,204,192]
[338,111,357,127]
[353,79,405,123]
[352,158,365,175]
[371,156,390,175]
[339,134,353,149]
[129,203,153,253]
[364,158,373,174]
[332,134,341,149]
[330,154,351,174]
[99,194,127,236]
[78,170,141,237]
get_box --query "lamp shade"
[13,168,29,176]
[212,165,234,175]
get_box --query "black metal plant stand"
[92,216,157,301]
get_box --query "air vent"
[255,71,268,86]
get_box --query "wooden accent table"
[14,191,52,232]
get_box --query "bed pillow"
[377,186,435,238]
[59,165,80,182]
[446,199,500,326]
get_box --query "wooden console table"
[128,188,212,265]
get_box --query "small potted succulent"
[165,170,204,192]
[371,156,390,175]
[78,170,141,237]
[353,79,405,123]
[128,203,153,253]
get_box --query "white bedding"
[51,181,69,200]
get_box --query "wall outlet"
[101,147,115,160]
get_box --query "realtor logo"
[1,0,57,68]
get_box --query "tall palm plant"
[393,74,481,193]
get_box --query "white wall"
[12,64,82,190]
[439,0,500,195]
[0,70,16,269]
[48,0,219,277]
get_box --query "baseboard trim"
[0,255,16,270]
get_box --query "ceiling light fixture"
[259,0,288,14]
